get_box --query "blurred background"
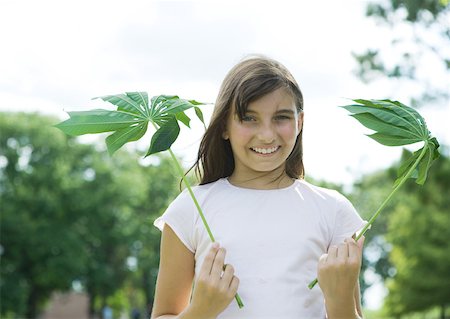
[1,0,449,318]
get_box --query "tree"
[0,112,179,318]
[384,152,450,318]
[0,112,90,317]
[126,156,179,314]
[353,0,450,107]
[348,167,398,302]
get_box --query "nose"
[256,121,276,143]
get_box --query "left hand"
[317,236,365,306]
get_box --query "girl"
[152,55,365,319]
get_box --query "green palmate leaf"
[55,92,240,307]
[376,99,426,129]
[351,113,420,139]
[150,95,179,117]
[161,97,205,115]
[175,111,191,128]
[394,149,421,187]
[416,139,440,185]
[194,106,206,128]
[351,99,428,137]
[55,109,141,136]
[126,91,148,106]
[368,132,422,146]
[346,99,440,185]
[146,116,180,156]
[125,92,150,116]
[150,95,207,126]
[105,122,148,155]
[94,94,146,117]
[309,98,440,290]
[341,105,423,137]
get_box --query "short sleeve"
[153,190,197,253]
[330,192,366,246]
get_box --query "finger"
[337,242,349,261]
[327,245,338,260]
[199,242,220,276]
[318,253,328,266]
[356,235,365,249]
[229,276,240,295]
[345,238,361,259]
[220,264,235,285]
[210,247,226,278]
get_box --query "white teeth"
[252,146,278,154]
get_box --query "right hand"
[188,243,240,319]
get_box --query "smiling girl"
[151,55,365,319]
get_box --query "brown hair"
[191,55,304,185]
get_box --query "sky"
[1,0,449,186]
[1,0,449,309]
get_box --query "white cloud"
[1,0,448,187]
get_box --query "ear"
[297,111,304,134]
[222,130,229,140]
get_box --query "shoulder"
[295,179,347,203]
[169,178,228,207]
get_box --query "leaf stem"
[151,121,244,308]
[308,141,429,289]
[167,148,216,242]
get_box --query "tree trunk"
[142,270,154,318]
[88,291,97,319]
[440,304,445,319]
[25,288,38,319]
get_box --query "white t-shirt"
[154,178,365,319]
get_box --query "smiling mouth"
[250,146,280,154]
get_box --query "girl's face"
[223,87,303,184]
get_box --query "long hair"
[191,55,304,185]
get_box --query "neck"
[228,171,294,190]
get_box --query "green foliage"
[1,112,91,317]
[0,112,179,318]
[55,92,244,308]
[341,99,439,186]
[353,0,450,106]
[309,99,440,289]
[383,152,450,317]
[55,92,206,156]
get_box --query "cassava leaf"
[368,132,422,146]
[94,94,146,117]
[394,149,421,187]
[366,99,428,137]
[416,141,439,185]
[310,98,440,290]
[150,95,179,117]
[351,113,420,139]
[105,122,148,155]
[176,111,191,128]
[341,105,423,136]
[159,98,204,115]
[146,116,180,156]
[194,106,206,128]
[126,92,149,116]
[55,109,141,136]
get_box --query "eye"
[274,115,292,121]
[241,115,256,122]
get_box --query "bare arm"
[151,224,196,319]
[152,225,239,319]
[355,280,363,318]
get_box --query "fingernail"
[212,242,220,249]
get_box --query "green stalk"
[152,122,244,308]
[308,142,429,289]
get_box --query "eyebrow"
[245,109,295,115]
